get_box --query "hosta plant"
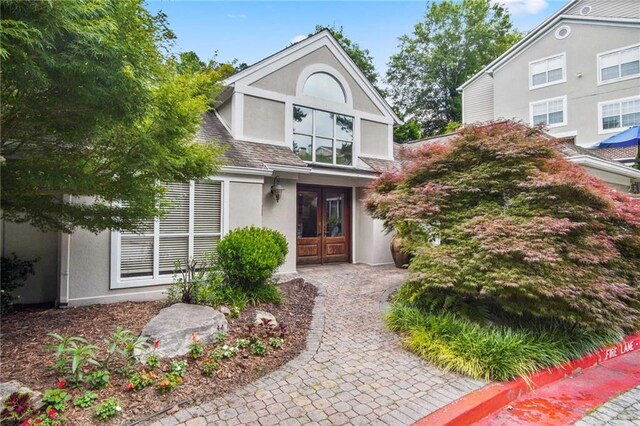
[366,121,640,332]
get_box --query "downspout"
[58,195,71,308]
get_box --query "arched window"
[303,72,346,104]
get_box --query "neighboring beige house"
[1,30,401,307]
[460,0,640,167]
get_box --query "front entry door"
[296,185,351,265]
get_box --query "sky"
[145,0,570,79]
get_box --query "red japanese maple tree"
[366,122,640,331]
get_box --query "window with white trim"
[530,54,565,89]
[530,96,567,128]
[292,105,354,166]
[598,45,640,84]
[115,181,222,287]
[600,96,640,133]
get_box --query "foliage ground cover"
[386,301,621,381]
[0,279,317,425]
[367,121,640,380]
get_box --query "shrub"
[1,392,33,423]
[1,253,37,313]
[46,333,99,385]
[74,391,98,408]
[386,301,621,381]
[127,370,156,391]
[366,122,640,332]
[42,389,71,412]
[217,226,288,288]
[103,327,146,374]
[166,258,211,305]
[250,339,268,356]
[94,397,121,421]
[86,370,110,390]
[269,337,284,349]
[201,359,219,377]
[157,372,182,394]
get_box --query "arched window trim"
[295,64,354,108]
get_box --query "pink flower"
[48,408,56,419]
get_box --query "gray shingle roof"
[359,156,398,172]
[195,112,308,170]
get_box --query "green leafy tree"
[393,119,423,143]
[366,122,640,332]
[1,0,224,233]
[311,25,383,95]
[387,0,521,136]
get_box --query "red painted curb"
[413,333,640,426]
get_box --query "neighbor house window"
[293,105,354,166]
[114,181,222,288]
[529,53,565,89]
[598,44,640,84]
[530,96,567,128]
[599,96,640,133]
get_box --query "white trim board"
[224,30,401,124]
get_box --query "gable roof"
[223,30,401,124]
[458,0,640,91]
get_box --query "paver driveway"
[152,264,485,426]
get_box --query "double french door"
[296,185,351,265]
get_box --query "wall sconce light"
[270,175,284,202]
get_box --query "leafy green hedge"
[217,226,288,288]
[386,301,621,381]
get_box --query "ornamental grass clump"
[367,121,640,333]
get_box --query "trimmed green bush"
[386,301,621,381]
[217,226,288,288]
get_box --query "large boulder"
[138,303,228,359]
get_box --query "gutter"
[264,163,312,174]
[568,155,640,179]
[220,165,273,176]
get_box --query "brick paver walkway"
[575,385,640,425]
[151,264,485,426]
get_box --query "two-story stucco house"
[1,30,401,307]
[460,0,640,173]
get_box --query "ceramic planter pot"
[390,234,412,269]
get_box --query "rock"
[254,310,278,328]
[0,381,44,410]
[219,306,231,316]
[137,303,228,359]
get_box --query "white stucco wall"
[261,177,298,274]
[243,95,286,143]
[2,221,58,305]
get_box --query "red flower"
[48,408,56,419]
[21,420,31,426]
[35,420,42,424]
[56,379,66,389]
[127,382,135,390]
[154,339,160,349]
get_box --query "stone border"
[131,279,327,426]
[379,284,401,314]
[213,278,327,396]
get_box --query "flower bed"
[0,278,317,425]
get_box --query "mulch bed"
[0,278,317,425]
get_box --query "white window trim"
[597,43,640,86]
[293,105,355,168]
[110,179,229,289]
[597,95,640,135]
[529,95,568,129]
[529,52,566,90]
[295,64,354,109]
